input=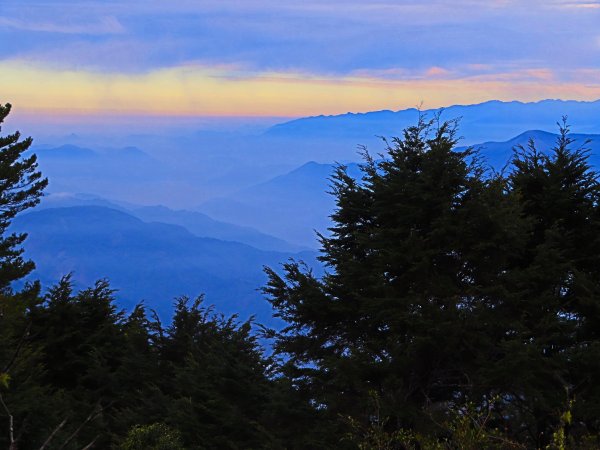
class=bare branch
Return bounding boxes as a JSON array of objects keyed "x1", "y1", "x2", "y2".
[
  {"x1": 0, "y1": 391, "x2": 15, "y2": 448},
  {"x1": 58, "y1": 401, "x2": 109, "y2": 450},
  {"x1": 80, "y1": 436, "x2": 99, "y2": 450},
  {"x1": 39, "y1": 418, "x2": 68, "y2": 450}
]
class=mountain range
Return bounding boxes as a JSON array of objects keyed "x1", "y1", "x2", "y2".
[
  {"x1": 12, "y1": 99, "x2": 600, "y2": 319},
  {"x1": 29, "y1": 99, "x2": 600, "y2": 210},
  {"x1": 39, "y1": 193, "x2": 305, "y2": 253},
  {"x1": 197, "y1": 129, "x2": 600, "y2": 247},
  {"x1": 11, "y1": 206, "x2": 319, "y2": 324},
  {"x1": 267, "y1": 99, "x2": 600, "y2": 145}
]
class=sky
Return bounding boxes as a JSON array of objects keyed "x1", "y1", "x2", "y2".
[{"x1": 1, "y1": 0, "x2": 600, "y2": 119}]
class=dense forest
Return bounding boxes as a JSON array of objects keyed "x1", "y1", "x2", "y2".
[{"x1": 1, "y1": 103, "x2": 599, "y2": 449}]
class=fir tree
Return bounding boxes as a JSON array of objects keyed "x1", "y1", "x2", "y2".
[
  {"x1": 263, "y1": 117, "x2": 600, "y2": 447},
  {"x1": 0, "y1": 103, "x2": 47, "y2": 289},
  {"x1": 264, "y1": 117, "x2": 515, "y2": 436}
]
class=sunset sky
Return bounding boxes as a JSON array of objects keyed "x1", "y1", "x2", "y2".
[{"x1": 1, "y1": 0, "x2": 600, "y2": 118}]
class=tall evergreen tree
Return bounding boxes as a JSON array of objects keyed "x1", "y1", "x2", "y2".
[
  {"x1": 498, "y1": 121, "x2": 600, "y2": 442},
  {"x1": 264, "y1": 118, "x2": 518, "y2": 438},
  {"x1": 0, "y1": 103, "x2": 47, "y2": 289},
  {"x1": 0, "y1": 103, "x2": 47, "y2": 449},
  {"x1": 157, "y1": 297, "x2": 276, "y2": 448},
  {"x1": 264, "y1": 118, "x2": 600, "y2": 447}
]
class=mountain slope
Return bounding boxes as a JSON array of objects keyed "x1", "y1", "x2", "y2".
[
  {"x1": 468, "y1": 130, "x2": 600, "y2": 169},
  {"x1": 39, "y1": 193, "x2": 304, "y2": 252},
  {"x1": 267, "y1": 99, "x2": 600, "y2": 145},
  {"x1": 200, "y1": 130, "x2": 600, "y2": 246},
  {"x1": 130, "y1": 206, "x2": 306, "y2": 252},
  {"x1": 199, "y1": 161, "x2": 363, "y2": 247},
  {"x1": 27, "y1": 144, "x2": 168, "y2": 197},
  {"x1": 11, "y1": 206, "x2": 318, "y2": 323}
]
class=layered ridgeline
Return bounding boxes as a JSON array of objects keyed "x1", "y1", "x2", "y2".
[
  {"x1": 37, "y1": 193, "x2": 306, "y2": 253},
  {"x1": 2, "y1": 101, "x2": 600, "y2": 448},
  {"x1": 267, "y1": 99, "x2": 600, "y2": 144},
  {"x1": 198, "y1": 129, "x2": 600, "y2": 247},
  {"x1": 27, "y1": 100, "x2": 600, "y2": 211},
  {"x1": 17, "y1": 125, "x2": 600, "y2": 325},
  {"x1": 10, "y1": 205, "x2": 318, "y2": 323}
]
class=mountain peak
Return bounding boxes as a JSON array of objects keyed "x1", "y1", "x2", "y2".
[{"x1": 266, "y1": 98, "x2": 600, "y2": 144}]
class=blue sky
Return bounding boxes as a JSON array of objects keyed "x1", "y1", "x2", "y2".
[{"x1": 1, "y1": 0, "x2": 599, "y2": 117}]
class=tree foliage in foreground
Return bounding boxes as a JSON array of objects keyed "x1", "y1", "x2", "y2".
[
  {"x1": 264, "y1": 117, "x2": 600, "y2": 448},
  {"x1": 0, "y1": 106, "x2": 317, "y2": 449},
  {"x1": 1, "y1": 103, "x2": 600, "y2": 448},
  {"x1": 0, "y1": 103, "x2": 47, "y2": 290},
  {"x1": 0, "y1": 279, "x2": 320, "y2": 449}
]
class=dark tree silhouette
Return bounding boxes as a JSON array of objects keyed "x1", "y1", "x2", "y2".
[
  {"x1": 264, "y1": 118, "x2": 600, "y2": 447},
  {"x1": 0, "y1": 103, "x2": 47, "y2": 289}
]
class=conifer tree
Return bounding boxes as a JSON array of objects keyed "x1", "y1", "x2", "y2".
[
  {"x1": 264, "y1": 117, "x2": 518, "y2": 437},
  {"x1": 0, "y1": 103, "x2": 47, "y2": 289},
  {"x1": 158, "y1": 297, "x2": 276, "y2": 448},
  {"x1": 499, "y1": 121, "x2": 600, "y2": 442},
  {"x1": 0, "y1": 103, "x2": 47, "y2": 449},
  {"x1": 264, "y1": 118, "x2": 600, "y2": 446}
]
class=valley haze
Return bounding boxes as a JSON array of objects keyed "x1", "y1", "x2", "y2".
[{"x1": 6, "y1": 98, "x2": 600, "y2": 323}]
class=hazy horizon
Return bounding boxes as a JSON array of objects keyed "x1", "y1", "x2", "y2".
[{"x1": 2, "y1": 0, "x2": 600, "y2": 322}]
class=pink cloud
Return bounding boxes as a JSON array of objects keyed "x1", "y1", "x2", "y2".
[{"x1": 425, "y1": 67, "x2": 452, "y2": 78}]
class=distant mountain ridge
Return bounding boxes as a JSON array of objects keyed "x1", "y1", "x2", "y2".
[
  {"x1": 199, "y1": 161, "x2": 363, "y2": 247},
  {"x1": 10, "y1": 206, "x2": 319, "y2": 323},
  {"x1": 39, "y1": 193, "x2": 305, "y2": 252},
  {"x1": 199, "y1": 129, "x2": 600, "y2": 247},
  {"x1": 465, "y1": 130, "x2": 600, "y2": 169},
  {"x1": 31, "y1": 144, "x2": 99, "y2": 159},
  {"x1": 26, "y1": 143, "x2": 169, "y2": 198},
  {"x1": 267, "y1": 99, "x2": 600, "y2": 145},
  {"x1": 12, "y1": 127, "x2": 599, "y2": 321}
]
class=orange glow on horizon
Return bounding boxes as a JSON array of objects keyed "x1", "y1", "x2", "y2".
[{"x1": 2, "y1": 61, "x2": 600, "y2": 118}]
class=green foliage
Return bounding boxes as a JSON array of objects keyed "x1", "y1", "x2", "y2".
[
  {"x1": 264, "y1": 116, "x2": 600, "y2": 448},
  {"x1": 2, "y1": 110, "x2": 600, "y2": 449},
  {"x1": 0, "y1": 373, "x2": 10, "y2": 389},
  {"x1": 121, "y1": 423, "x2": 184, "y2": 450},
  {"x1": 345, "y1": 392, "x2": 522, "y2": 450},
  {"x1": 0, "y1": 279, "x2": 317, "y2": 449},
  {"x1": 0, "y1": 103, "x2": 47, "y2": 289},
  {"x1": 154, "y1": 296, "x2": 280, "y2": 448}
]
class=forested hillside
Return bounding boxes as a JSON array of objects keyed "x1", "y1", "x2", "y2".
[{"x1": 1, "y1": 103, "x2": 600, "y2": 449}]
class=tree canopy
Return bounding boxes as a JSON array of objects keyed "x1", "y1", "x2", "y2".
[
  {"x1": 1, "y1": 108, "x2": 600, "y2": 449},
  {"x1": 0, "y1": 104, "x2": 47, "y2": 289},
  {"x1": 264, "y1": 117, "x2": 600, "y2": 448}
]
